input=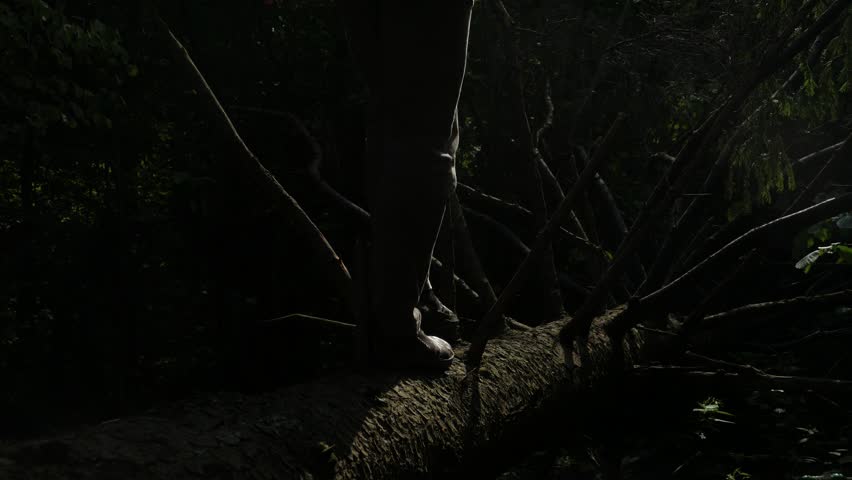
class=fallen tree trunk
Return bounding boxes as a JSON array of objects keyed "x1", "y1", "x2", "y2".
[{"x1": 0, "y1": 310, "x2": 649, "y2": 479}]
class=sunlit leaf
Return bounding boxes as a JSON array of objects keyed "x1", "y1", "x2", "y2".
[{"x1": 795, "y1": 249, "x2": 823, "y2": 271}]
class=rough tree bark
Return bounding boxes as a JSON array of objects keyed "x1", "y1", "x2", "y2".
[{"x1": 0, "y1": 310, "x2": 650, "y2": 480}]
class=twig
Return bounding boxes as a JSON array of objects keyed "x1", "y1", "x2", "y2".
[
  {"x1": 636, "y1": 325, "x2": 679, "y2": 338},
  {"x1": 490, "y1": 0, "x2": 565, "y2": 319},
  {"x1": 537, "y1": 156, "x2": 590, "y2": 240},
  {"x1": 564, "y1": 0, "x2": 633, "y2": 141},
  {"x1": 586, "y1": 161, "x2": 644, "y2": 287},
  {"x1": 462, "y1": 206, "x2": 531, "y2": 255},
  {"x1": 686, "y1": 351, "x2": 852, "y2": 391},
  {"x1": 775, "y1": 0, "x2": 851, "y2": 65},
  {"x1": 448, "y1": 191, "x2": 502, "y2": 318},
  {"x1": 637, "y1": 7, "x2": 850, "y2": 296},
  {"x1": 429, "y1": 256, "x2": 480, "y2": 306},
  {"x1": 681, "y1": 249, "x2": 758, "y2": 333},
  {"x1": 785, "y1": 131, "x2": 852, "y2": 214},
  {"x1": 153, "y1": 16, "x2": 354, "y2": 312},
  {"x1": 637, "y1": 195, "x2": 852, "y2": 318},
  {"x1": 467, "y1": 115, "x2": 625, "y2": 368},
  {"x1": 457, "y1": 183, "x2": 607, "y2": 258},
  {"x1": 534, "y1": 76, "x2": 554, "y2": 150},
  {"x1": 793, "y1": 141, "x2": 845, "y2": 169},
  {"x1": 631, "y1": 364, "x2": 852, "y2": 392},
  {"x1": 765, "y1": 327, "x2": 852, "y2": 350},
  {"x1": 695, "y1": 289, "x2": 852, "y2": 331},
  {"x1": 227, "y1": 105, "x2": 372, "y2": 224},
  {"x1": 589, "y1": 0, "x2": 851, "y2": 317},
  {"x1": 262, "y1": 313, "x2": 356, "y2": 330},
  {"x1": 534, "y1": 76, "x2": 589, "y2": 241}
]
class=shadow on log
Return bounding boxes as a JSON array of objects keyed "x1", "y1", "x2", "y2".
[{"x1": 0, "y1": 309, "x2": 651, "y2": 479}]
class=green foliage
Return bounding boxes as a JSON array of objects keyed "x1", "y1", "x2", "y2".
[
  {"x1": 797, "y1": 211, "x2": 852, "y2": 243},
  {"x1": 726, "y1": 133, "x2": 796, "y2": 220},
  {"x1": 693, "y1": 397, "x2": 736, "y2": 423},
  {"x1": 795, "y1": 242, "x2": 852, "y2": 273},
  {"x1": 0, "y1": 0, "x2": 132, "y2": 224},
  {"x1": 0, "y1": 0, "x2": 130, "y2": 138},
  {"x1": 725, "y1": 468, "x2": 752, "y2": 480},
  {"x1": 724, "y1": 6, "x2": 851, "y2": 219}
]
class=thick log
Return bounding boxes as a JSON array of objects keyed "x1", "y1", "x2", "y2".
[{"x1": 0, "y1": 311, "x2": 647, "y2": 480}]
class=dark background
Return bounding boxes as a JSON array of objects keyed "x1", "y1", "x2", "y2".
[{"x1": 1, "y1": 1, "x2": 851, "y2": 477}]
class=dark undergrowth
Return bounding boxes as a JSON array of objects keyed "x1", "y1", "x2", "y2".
[{"x1": 496, "y1": 309, "x2": 852, "y2": 480}]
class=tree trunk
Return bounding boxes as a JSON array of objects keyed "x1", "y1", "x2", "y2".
[{"x1": 0, "y1": 310, "x2": 651, "y2": 480}]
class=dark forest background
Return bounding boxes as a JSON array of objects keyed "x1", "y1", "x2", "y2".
[{"x1": 1, "y1": 1, "x2": 851, "y2": 477}]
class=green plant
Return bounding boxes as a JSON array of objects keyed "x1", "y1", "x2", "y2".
[
  {"x1": 795, "y1": 242, "x2": 852, "y2": 273},
  {"x1": 725, "y1": 467, "x2": 752, "y2": 480}
]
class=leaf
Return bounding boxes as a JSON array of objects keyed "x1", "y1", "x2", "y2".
[
  {"x1": 795, "y1": 249, "x2": 823, "y2": 271},
  {"x1": 127, "y1": 64, "x2": 139, "y2": 77}
]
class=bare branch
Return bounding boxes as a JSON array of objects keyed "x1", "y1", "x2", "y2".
[
  {"x1": 468, "y1": 115, "x2": 625, "y2": 367},
  {"x1": 490, "y1": 0, "x2": 564, "y2": 318},
  {"x1": 793, "y1": 141, "x2": 845, "y2": 169},
  {"x1": 457, "y1": 183, "x2": 610, "y2": 260},
  {"x1": 573, "y1": 1, "x2": 852, "y2": 329},
  {"x1": 695, "y1": 289, "x2": 852, "y2": 332},
  {"x1": 154, "y1": 17, "x2": 354, "y2": 312},
  {"x1": 646, "y1": 195, "x2": 852, "y2": 310},
  {"x1": 681, "y1": 249, "x2": 758, "y2": 333},
  {"x1": 632, "y1": 364, "x2": 852, "y2": 392},
  {"x1": 785, "y1": 131, "x2": 852, "y2": 214}
]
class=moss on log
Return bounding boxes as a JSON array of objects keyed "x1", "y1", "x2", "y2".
[{"x1": 0, "y1": 310, "x2": 646, "y2": 479}]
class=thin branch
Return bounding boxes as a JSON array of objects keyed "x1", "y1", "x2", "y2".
[
  {"x1": 681, "y1": 249, "x2": 758, "y2": 333},
  {"x1": 611, "y1": 195, "x2": 852, "y2": 336},
  {"x1": 468, "y1": 115, "x2": 625, "y2": 368},
  {"x1": 695, "y1": 289, "x2": 852, "y2": 331},
  {"x1": 793, "y1": 141, "x2": 845, "y2": 169},
  {"x1": 775, "y1": 0, "x2": 851, "y2": 64},
  {"x1": 637, "y1": 7, "x2": 850, "y2": 295},
  {"x1": 564, "y1": 0, "x2": 633, "y2": 141},
  {"x1": 448, "y1": 191, "x2": 500, "y2": 312},
  {"x1": 227, "y1": 105, "x2": 372, "y2": 224},
  {"x1": 154, "y1": 17, "x2": 354, "y2": 312},
  {"x1": 534, "y1": 76, "x2": 554, "y2": 150},
  {"x1": 673, "y1": 15, "x2": 847, "y2": 273},
  {"x1": 775, "y1": 0, "x2": 821, "y2": 50},
  {"x1": 686, "y1": 351, "x2": 852, "y2": 391},
  {"x1": 765, "y1": 327, "x2": 852, "y2": 350},
  {"x1": 647, "y1": 195, "x2": 852, "y2": 310},
  {"x1": 534, "y1": 76, "x2": 590, "y2": 240},
  {"x1": 216, "y1": 121, "x2": 483, "y2": 309},
  {"x1": 587, "y1": 165, "x2": 645, "y2": 287},
  {"x1": 262, "y1": 313, "x2": 356, "y2": 330},
  {"x1": 537, "y1": 156, "x2": 590, "y2": 239},
  {"x1": 463, "y1": 206, "x2": 531, "y2": 255},
  {"x1": 463, "y1": 206, "x2": 591, "y2": 304},
  {"x1": 457, "y1": 182, "x2": 528, "y2": 218},
  {"x1": 429, "y1": 256, "x2": 481, "y2": 308},
  {"x1": 574, "y1": 2, "x2": 852, "y2": 334},
  {"x1": 631, "y1": 364, "x2": 852, "y2": 392},
  {"x1": 457, "y1": 183, "x2": 610, "y2": 260},
  {"x1": 785, "y1": 131, "x2": 852, "y2": 214},
  {"x1": 490, "y1": 0, "x2": 564, "y2": 319}
]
